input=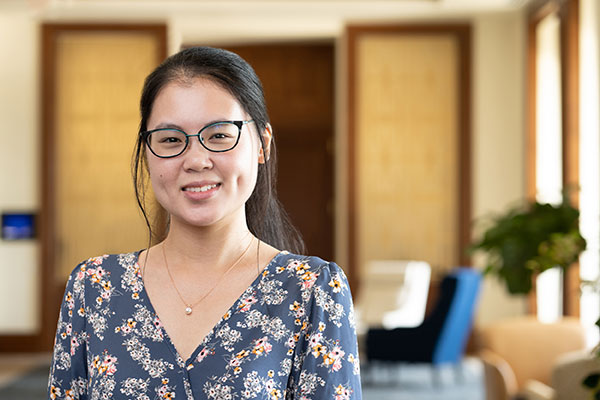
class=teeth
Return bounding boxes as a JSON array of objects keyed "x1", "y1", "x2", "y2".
[{"x1": 184, "y1": 184, "x2": 218, "y2": 193}]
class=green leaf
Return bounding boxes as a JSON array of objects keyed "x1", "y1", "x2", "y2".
[{"x1": 469, "y1": 197, "x2": 585, "y2": 295}]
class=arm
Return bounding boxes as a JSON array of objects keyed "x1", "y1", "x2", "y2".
[
  {"x1": 48, "y1": 262, "x2": 89, "y2": 400},
  {"x1": 291, "y1": 262, "x2": 362, "y2": 399}
]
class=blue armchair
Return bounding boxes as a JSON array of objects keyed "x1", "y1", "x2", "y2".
[{"x1": 365, "y1": 268, "x2": 482, "y2": 380}]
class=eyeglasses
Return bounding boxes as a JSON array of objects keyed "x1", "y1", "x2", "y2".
[{"x1": 143, "y1": 120, "x2": 254, "y2": 158}]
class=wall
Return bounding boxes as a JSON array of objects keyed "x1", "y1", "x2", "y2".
[
  {"x1": 0, "y1": 3, "x2": 527, "y2": 334},
  {"x1": 0, "y1": 11, "x2": 40, "y2": 333},
  {"x1": 471, "y1": 13, "x2": 528, "y2": 324}
]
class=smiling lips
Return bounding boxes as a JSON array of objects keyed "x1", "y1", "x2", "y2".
[
  {"x1": 182, "y1": 183, "x2": 219, "y2": 193},
  {"x1": 181, "y1": 183, "x2": 221, "y2": 199}
]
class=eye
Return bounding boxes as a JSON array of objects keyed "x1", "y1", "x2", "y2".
[
  {"x1": 149, "y1": 130, "x2": 186, "y2": 148},
  {"x1": 160, "y1": 135, "x2": 183, "y2": 143},
  {"x1": 208, "y1": 132, "x2": 234, "y2": 141},
  {"x1": 202, "y1": 123, "x2": 238, "y2": 142}
]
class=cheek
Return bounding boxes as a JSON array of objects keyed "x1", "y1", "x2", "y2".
[
  {"x1": 146, "y1": 159, "x2": 172, "y2": 193},
  {"x1": 229, "y1": 154, "x2": 259, "y2": 194},
  {"x1": 230, "y1": 138, "x2": 260, "y2": 178}
]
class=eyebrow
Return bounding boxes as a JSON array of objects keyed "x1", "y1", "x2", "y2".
[
  {"x1": 151, "y1": 119, "x2": 242, "y2": 131},
  {"x1": 153, "y1": 123, "x2": 185, "y2": 130}
]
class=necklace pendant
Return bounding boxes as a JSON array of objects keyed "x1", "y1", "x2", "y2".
[{"x1": 185, "y1": 306, "x2": 193, "y2": 315}]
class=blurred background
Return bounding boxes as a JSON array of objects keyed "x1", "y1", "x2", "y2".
[{"x1": 0, "y1": 0, "x2": 599, "y2": 398}]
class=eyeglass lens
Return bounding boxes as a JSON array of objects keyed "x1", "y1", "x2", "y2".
[{"x1": 147, "y1": 122, "x2": 240, "y2": 157}]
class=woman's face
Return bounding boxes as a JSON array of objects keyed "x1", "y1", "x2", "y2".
[{"x1": 145, "y1": 77, "x2": 265, "y2": 230}]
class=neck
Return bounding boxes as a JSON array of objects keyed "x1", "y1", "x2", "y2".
[{"x1": 161, "y1": 214, "x2": 254, "y2": 274}]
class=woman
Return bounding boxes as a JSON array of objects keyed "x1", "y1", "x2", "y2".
[{"x1": 48, "y1": 47, "x2": 362, "y2": 400}]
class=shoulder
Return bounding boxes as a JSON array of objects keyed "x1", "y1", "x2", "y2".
[
  {"x1": 63, "y1": 252, "x2": 143, "y2": 307},
  {"x1": 271, "y1": 252, "x2": 344, "y2": 274},
  {"x1": 65, "y1": 251, "x2": 141, "y2": 283},
  {"x1": 269, "y1": 251, "x2": 351, "y2": 294}
]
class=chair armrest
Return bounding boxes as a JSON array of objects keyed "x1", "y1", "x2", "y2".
[
  {"x1": 478, "y1": 349, "x2": 519, "y2": 400},
  {"x1": 522, "y1": 379, "x2": 556, "y2": 400}
]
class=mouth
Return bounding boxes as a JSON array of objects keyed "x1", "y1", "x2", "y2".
[{"x1": 182, "y1": 183, "x2": 220, "y2": 193}]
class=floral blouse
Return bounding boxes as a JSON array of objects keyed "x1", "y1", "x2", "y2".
[{"x1": 48, "y1": 251, "x2": 362, "y2": 400}]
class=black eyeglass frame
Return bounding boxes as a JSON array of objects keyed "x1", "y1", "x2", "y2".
[{"x1": 142, "y1": 120, "x2": 254, "y2": 158}]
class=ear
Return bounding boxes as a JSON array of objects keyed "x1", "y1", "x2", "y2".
[{"x1": 258, "y1": 123, "x2": 273, "y2": 164}]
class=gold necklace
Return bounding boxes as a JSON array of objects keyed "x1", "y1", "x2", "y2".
[{"x1": 162, "y1": 236, "x2": 255, "y2": 316}]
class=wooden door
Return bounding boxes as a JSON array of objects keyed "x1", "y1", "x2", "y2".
[
  {"x1": 224, "y1": 43, "x2": 335, "y2": 261},
  {"x1": 347, "y1": 25, "x2": 472, "y2": 293}
]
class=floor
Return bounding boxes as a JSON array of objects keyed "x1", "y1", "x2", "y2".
[
  {"x1": 362, "y1": 358, "x2": 485, "y2": 399},
  {"x1": 0, "y1": 353, "x2": 51, "y2": 388},
  {"x1": 0, "y1": 354, "x2": 485, "y2": 399}
]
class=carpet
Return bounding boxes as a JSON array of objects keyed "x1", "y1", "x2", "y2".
[{"x1": 0, "y1": 365, "x2": 49, "y2": 400}]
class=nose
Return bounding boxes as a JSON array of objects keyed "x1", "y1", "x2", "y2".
[{"x1": 182, "y1": 135, "x2": 213, "y2": 171}]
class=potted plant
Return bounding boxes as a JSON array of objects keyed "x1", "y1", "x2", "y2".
[{"x1": 470, "y1": 196, "x2": 586, "y2": 295}]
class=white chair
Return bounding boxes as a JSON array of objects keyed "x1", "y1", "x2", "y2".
[
  {"x1": 356, "y1": 260, "x2": 431, "y2": 332},
  {"x1": 381, "y1": 260, "x2": 431, "y2": 328}
]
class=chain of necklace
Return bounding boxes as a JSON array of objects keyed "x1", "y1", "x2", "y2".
[{"x1": 162, "y1": 236, "x2": 256, "y2": 316}]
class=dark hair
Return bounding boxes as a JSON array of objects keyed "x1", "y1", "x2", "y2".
[{"x1": 132, "y1": 46, "x2": 305, "y2": 254}]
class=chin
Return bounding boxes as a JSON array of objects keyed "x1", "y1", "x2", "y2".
[
  {"x1": 173, "y1": 209, "x2": 240, "y2": 229},
  {"x1": 179, "y1": 216, "x2": 223, "y2": 229}
]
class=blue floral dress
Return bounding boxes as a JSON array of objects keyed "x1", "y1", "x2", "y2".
[{"x1": 48, "y1": 251, "x2": 362, "y2": 399}]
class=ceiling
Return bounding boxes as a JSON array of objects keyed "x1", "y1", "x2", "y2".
[
  {"x1": 3, "y1": 0, "x2": 533, "y2": 14},
  {"x1": 1, "y1": 0, "x2": 534, "y2": 43}
]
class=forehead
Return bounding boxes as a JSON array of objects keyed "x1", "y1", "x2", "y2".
[{"x1": 149, "y1": 77, "x2": 246, "y2": 125}]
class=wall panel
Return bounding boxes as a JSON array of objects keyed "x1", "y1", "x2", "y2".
[
  {"x1": 347, "y1": 25, "x2": 471, "y2": 293},
  {"x1": 54, "y1": 32, "x2": 159, "y2": 278},
  {"x1": 357, "y1": 34, "x2": 459, "y2": 271}
]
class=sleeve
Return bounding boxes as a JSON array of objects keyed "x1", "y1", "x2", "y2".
[
  {"x1": 47, "y1": 262, "x2": 89, "y2": 400},
  {"x1": 291, "y1": 261, "x2": 362, "y2": 400}
]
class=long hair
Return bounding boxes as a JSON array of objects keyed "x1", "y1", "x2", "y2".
[{"x1": 132, "y1": 46, "x2": 305, "y2": 254}]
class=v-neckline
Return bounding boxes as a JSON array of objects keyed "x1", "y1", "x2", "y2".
[{"x1": 133, "y1": 249, "x2": 286, "y2": 366}]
